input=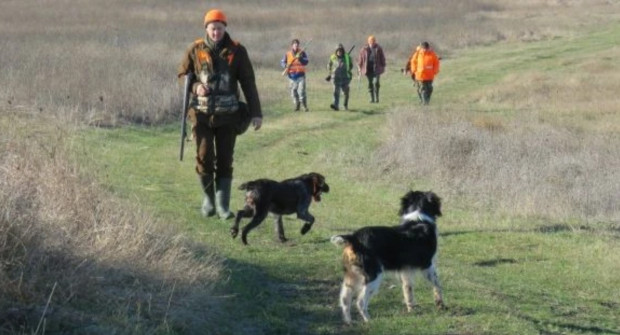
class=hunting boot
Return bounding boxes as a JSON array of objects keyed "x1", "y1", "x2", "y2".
[
  {"x1": 420, "y1": 85, "x2": 427, "y2": 105},
  {"x1": 200, "y1": 174, "x2": 216, "y2": 217},
  {"x1": 302, "y1": 100, "x2": 309, "y2": 112},
  {"x1": 369, "y1": 90, "x2": 375, "y2": 103},
  {"x1": 344, "y1": 94, "x2": 349, "y2": 110},
  {"x1": 294, "y1": 100, "x2": 301, "y2": 111},
  {"x1": 375, "y1": 86, "x2": 380, "y2": 103},
  {"x1": 331, "y1": 92, "x2": 339, "y2": 110},
  {"x1": 215, "y1": 177, "x2": 234, "y2": 220}
]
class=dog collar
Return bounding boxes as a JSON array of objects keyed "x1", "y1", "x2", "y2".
[{"x1": 402, "y1": 210, "x2": 435, "y2": 224}]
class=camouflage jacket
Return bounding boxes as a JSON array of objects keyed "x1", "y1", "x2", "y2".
[{"x1": 177, "y1": 33, "x2": 261, "y2": 126}]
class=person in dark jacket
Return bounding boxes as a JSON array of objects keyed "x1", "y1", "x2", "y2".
[
  {"x1": 357, "y1": 35, "x2": 386, "y2": 103},
  {"x1": 177, "y1": 9, "x2": 262, "y2": 219}
]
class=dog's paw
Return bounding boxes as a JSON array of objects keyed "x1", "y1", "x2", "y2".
[
  {"x1": 300, "y1": 223, "x2": 313, "y2": 235},
  {"x1": 436, "y1": 301, "x2": 446, "y2": 310},
  {"x1": 230, "y1": 228, "x2": 239, "y2": 239},
  {"x1": 405, "y1": 304, "x2": 420, "y2": 313}
]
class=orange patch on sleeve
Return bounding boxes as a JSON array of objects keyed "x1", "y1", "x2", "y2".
[{"x1": 197, "y1": 50, "x2": 211, "y2": 64}]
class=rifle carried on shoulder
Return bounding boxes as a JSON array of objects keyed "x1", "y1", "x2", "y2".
[
  {"x1": 348, "y1": 45, "x2": 356, "y2": 82},
  {"x1": 325, "y1": 44, "x2": 356, "y2": 82},
  {"x1": 281, "y1": 39, "x2": 312, "y2": 76},
  {"x1": 179, "y1": 72, "x2": 195, "y2": 161}
]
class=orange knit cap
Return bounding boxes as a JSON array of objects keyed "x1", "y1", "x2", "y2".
[
  {"x1": 204, "y1": 9, "x2": 227, "y2": 27},
  {"x1": 368, "y1": 35, "x2": 376, "y2": 44}
]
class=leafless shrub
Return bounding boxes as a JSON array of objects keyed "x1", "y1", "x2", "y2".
[{"x1": 0, "y1": 112, "x2": 224, "y2": 333}]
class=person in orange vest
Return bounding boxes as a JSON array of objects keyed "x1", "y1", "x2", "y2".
[
  {"x1": 177, "y1": 9, "x2": 262, "y2": 219},
  {"x1": 281, "y1": 39, "x2": 309, "y2": 112},
  {"x1": 405, "y1": 41, "x2": 440, "y2": 105}
]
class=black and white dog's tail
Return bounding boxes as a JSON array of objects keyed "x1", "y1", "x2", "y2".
[{"x1": 330, "y1": 234, "x2": 354, "y2": 247}]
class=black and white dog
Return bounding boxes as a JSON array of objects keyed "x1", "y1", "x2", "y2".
[
  {"x1": 231, "y1": 172, "x2": 329, "y2": 245},
  {"x1": 331, "y1": 191, "x2": 444, "y2": 324}
]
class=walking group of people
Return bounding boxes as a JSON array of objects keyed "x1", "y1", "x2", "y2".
[
  {"x1": 177, "y1": 9, "x2": 440, "y2": 219},
  {"x1": 281, "y1": 35, "x2": 440, "y2": 111}
]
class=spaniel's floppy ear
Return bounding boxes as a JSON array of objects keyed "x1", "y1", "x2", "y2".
[
  {"x1": 310, "y1": 172, "x2": 328, "y2": 190},
  {"x1": 425, "y1": 191, "x2": 442, "y2": 217},
  {"x1": 310, "y1": 172, "x2": 324, "y2": 183},
  {"x1": 399, "y1": 192, "x2": 413, "y2": 216},
  {"x1": 399, "y1": 196, "x2": 408, "y2": 216}
]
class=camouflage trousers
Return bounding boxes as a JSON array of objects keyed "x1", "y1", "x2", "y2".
[{"x1": 288, "y1": 76, "x2": 307, "y2": 106}]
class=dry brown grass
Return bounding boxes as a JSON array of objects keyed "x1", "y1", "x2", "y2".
[
  {"x1": 374, "y1": 108, "x2": 620, "y2": 225},
  {"x1": 0, "y1": 111, "x2": 224, "y2": 333},
  {"x1": 470, "y1": 67, "x2": 620, "y2": 132}
]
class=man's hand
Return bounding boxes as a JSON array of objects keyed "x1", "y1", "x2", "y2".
[
  {"x1": 196, "y1": 84, "x2": 210, "y2": 96},
  {"x1": 252, "y1": 117, "x2": 262, "y2": 131}
]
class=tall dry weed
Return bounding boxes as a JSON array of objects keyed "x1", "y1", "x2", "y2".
[
  {"x1": 470, "y1": 67, "x2": 620, "y2": 132},
  {"x1": 374, "y1": 109, "x2": 620, "y2": 225},
  {"x1": 0, "y1": 111, "x2": 224, "y2": 333}
]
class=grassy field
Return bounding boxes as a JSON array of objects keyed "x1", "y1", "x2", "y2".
[
  {"x1": 72, "y1": 27, "x2": 620, "y2": 335},
  {"x1": 1, "y1": 1, "x2": 619, "y2": 334}
]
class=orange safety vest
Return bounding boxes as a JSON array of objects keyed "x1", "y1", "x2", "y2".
[
  {"x1": 193, "y1": 38, "x2": 239, "y2": 69},
  {"x1": 411, "y1": 49, "x2": 439, "y2": 81},
  {"x1": 286, "y1": 50, "x2": 306, "y2": 74}
]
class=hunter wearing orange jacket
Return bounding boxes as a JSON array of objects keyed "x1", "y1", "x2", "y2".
[{"x1": 405, "y1": 41, "x2": 440, "y2": 105}]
